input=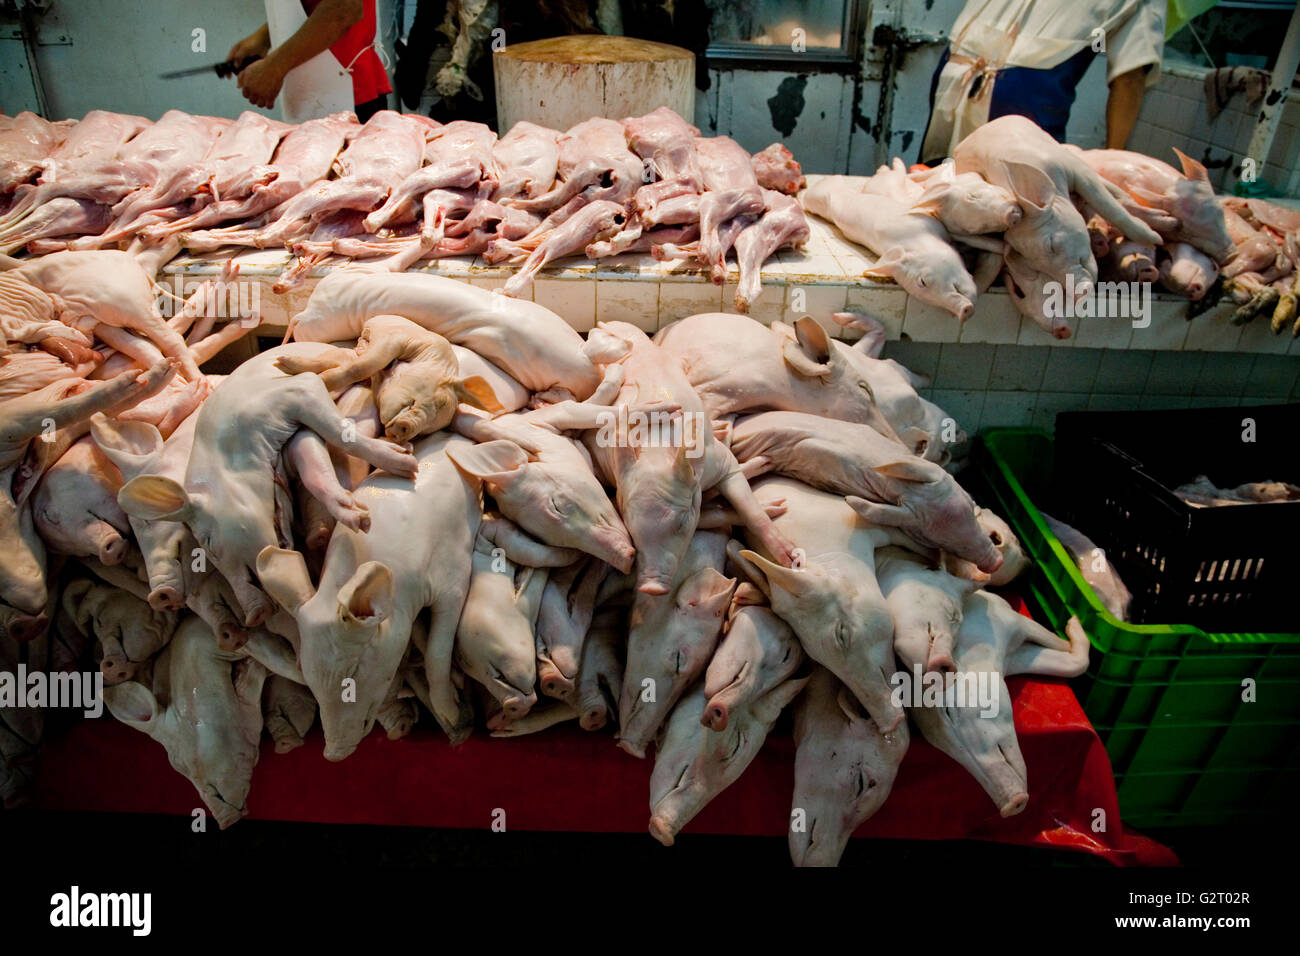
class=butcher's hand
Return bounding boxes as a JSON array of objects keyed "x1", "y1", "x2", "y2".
[
  {"x1": 227, "y1": 24, "x2": 272, "y2": 65},
  {"x1": 237, "y1": 56, "x2": 287, "y2": 110}
]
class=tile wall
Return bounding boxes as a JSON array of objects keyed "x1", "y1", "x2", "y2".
[
  {"x1": 1127, "y1": 65, "x2": 1300, "y2": 196},
  {"x1": 881, "y1": 340, "x2": 1300, "y2": 435}
]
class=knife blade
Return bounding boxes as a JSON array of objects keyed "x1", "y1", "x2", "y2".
[{"x1": 159, "y1": 56, "x2": 260, "y2": 80}]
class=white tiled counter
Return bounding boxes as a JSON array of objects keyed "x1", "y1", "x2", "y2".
[
  {"x1": 166, "y1": 176, "x2": 1300, "y2": 428},
  {"x1": 164, "y1": 204, "x2": 1300, "y2": 360}
]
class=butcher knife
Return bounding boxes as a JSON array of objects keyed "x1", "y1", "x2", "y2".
[{"x1": 159, "y1": 56, "x2": 261, "y2": 80}]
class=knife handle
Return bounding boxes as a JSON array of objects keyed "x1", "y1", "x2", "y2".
[{"x1": 216, "y1": 56, "x2": 261, "y2": 78}]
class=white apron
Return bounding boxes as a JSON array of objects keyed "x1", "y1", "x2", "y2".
[
  {"x1": 265, "y1": 0, "x2": 354, "y2": 123},
  {"x1": 920, "y1": 0, "x2": 1032, "y2": 162}
]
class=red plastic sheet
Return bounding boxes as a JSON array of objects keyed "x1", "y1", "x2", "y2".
[{"x1": 31, "y1": 676, "x2": 1175, "y2": 865}]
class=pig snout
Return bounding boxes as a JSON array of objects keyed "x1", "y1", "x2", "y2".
[
  {"x1": 1002, "y1": 203, "x2": 1023, "y2": 228},
  {"x1": 703, "y1": 697, "x2": 730, "y2": 731},
  {"x1": 501, "y1": 692, "x2": 537, "y2": 719},
  {"x1": 648, "y1": 813, "x2": 678, "y2": 846},
  {"x1": 7, "y1": 612, "x2": 49, "y2": 642},
  {"x1": 94, "y1": 527, "x2": 129, "y2": 566},
  {"x1": 789, "y1": 816, "x2": 850, "y2": 868},
  {"x1": 205, "y1": 791, "x2": 248, "y2": 830},
  {"x1": 100, "y1": 655, "x2": 135, "y2": 685},
  {"x1": 216, "y1": 623, "x2": 249, "y2": 652},
  {"x1": 593, "y1": 529, "x2": 636, "y2": 575},
  {"x1": 579, "y1": 701, "x2": 609, "y2": 731},
  {"x1": 148, "y1": 585, "x2": 185, "y2": 612},
  {"x1": 323, "y1": 741, "x2": 358, "y2": 762},
  {"x1": 538, "y1": 661, "x2": 575, "y2": 701}
]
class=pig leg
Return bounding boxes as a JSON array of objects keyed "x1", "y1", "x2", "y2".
[
  {"x1": 576, "y1": 622, "x2": 622, "y2": 731},
  {"x1": 95, "y1": 626, "x2": 135, "y2": 685},
  {"x1": 286, "y1": 383, "x2": 419, "y2": 479},
  {"x1": 285, "y1": 430, "x2": 370, "y2": 535},
  {"x1": 376, "y1": 685, "x2": 418, "y2": 740},
  {"x1": 275, "y1": 340, "x2": 404, "y2": 394},
  {"x1": 5, "y1": 360, "x2": 176, "y2": 441},
  {"x1": 697, "y1": 496, "x2": 786, "y2": 529},
  {"x1": 713, "y1": 467, "x2": 797, "y2": 568},
  {"x1": 489, "y1": 699, "x2": 579, "y2": 736},
  {"x1": 0, "y1": 495, "x2": 47, "y2": 616},
  {"x1": 423, "y1": 598, "x2": 475, "y2": 745},
  {"x1": 1006, "y1": 616, "x2": 1090, "y2": 677},
  {"x1": 479, "y1": 513, "x2": 580, "y2": 567},
  {"x1": 262, "y1": 675, "x2": 317, "y2": 753}
]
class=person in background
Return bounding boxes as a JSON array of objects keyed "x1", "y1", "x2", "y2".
[
  {"x1": 920, "y1": 0, "x2": 1165, "y2": 165},
  {"x1": 228, "y1": 0, "x2": 393, "y2": 121}
]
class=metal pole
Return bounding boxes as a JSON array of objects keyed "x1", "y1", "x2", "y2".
[{"x1": 1234, "y1": 0, "x2": 1300, "y2": 193}]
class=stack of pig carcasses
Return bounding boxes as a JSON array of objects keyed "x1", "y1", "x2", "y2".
[
  {"x1": 799, "y1": 114, "x2": 1292, "y2": 339},
  {"x1": 1, "y1": 235, "x2": 1097, "y2": 863},
  {"x1": 0, "y1": 107, "x2": 808, "y2": 311}
]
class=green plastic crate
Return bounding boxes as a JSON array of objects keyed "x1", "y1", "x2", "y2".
[{"x1": 971, "y1": 428, "x2": 1300, "y2": 828}]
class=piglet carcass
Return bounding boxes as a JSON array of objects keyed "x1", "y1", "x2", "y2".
[
  {"x1": 801, "y1": 173, "x2": 978, "y2": 321},
  {"x1": 648, "y1": 675, "x2": 807, "y2": 845},
  {"x1": 104, "y1": 616, "x2": 268, "y2": 828},
  {"x1": 789, "y1": 666, "x2": 908, "y2": 867},
  {"x1": 117, "y1": 344, "x2": 417, "y2": 629},
  {"x1": 909, "y1": 591, "x2": 1090, "y2": 817},
  {"x1": 702, "y1": 584, "x2": 805, "y2": 731}
]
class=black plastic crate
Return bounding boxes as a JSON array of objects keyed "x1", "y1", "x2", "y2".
[{"x1": 1053, "y1": 403, "x2": 1299, "y2": 633}]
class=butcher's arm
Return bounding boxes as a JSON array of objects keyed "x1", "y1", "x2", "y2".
[
  {"x1": 266, "y1": 0, "x2": 363, "y2": 72},
  {"x1": 1106, "y1": 68, "x2": 1147, "y2": 149},
  {"x1": 236, "y1": 0, "x2": 364, "y2": 108}
]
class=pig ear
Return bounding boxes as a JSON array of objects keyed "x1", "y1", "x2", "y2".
[
  {"x1": 583, "y1": 325, "x2": 633, "y2": 364},
  {"x1": 884, "y1": 358, "x2": 929, "y2": 388},
  {"x1": 782, "y1": 316, "x2": 833, "y2": 378},
  {"x1": 337, "y1": 561, "x2": 394, "y2": 628},
  {"x1": 104, "y1": 681, "x2": 161, "y2": 735},
  {"x1": 671, "y1": 442, "x2": 695, "y2": 483},
  {"x1": 845, "y1": 496, "x2": 911, "y2": 527},
  {"x1": 727, "y1": 541, "x2": 771, "y2": 599},
  {"x1": 753, "y1": 674, "x2": 810, "y2": 722},
  {"x1": 256, "y1": 546, "x2": 317, "y2": 613},
  {"x1": 737, "y1": 549, "x2": 810, "y2": 596},
  {"x1": 454, "y1": 376, "x2": 504, "y2": 414},
  {"x1": 90, "y1": 414, "x2": 163, "y2": 474},
  {"x1": 831, "y1": 310, "x2": 887, "y2": 357},
  {"x1": 999, "y1": 161, "x2": 1054, "y2": 212},
  {"x1": 900, "y1": 427, "x2": 931, "y2": 459},
  {"x1": 1171, "y1": 147, "x2": 1211, "y2": 184},
  {"x1": 940, "y1": 551, "x2": 991, "y2": 583},
  {"x1": 835, "y1": 685, "x2": 869, "y2": 725},
  {"x1": 912, "y1": 181, "x2": 947, "y2": 216},
  {"x1": 446, "y1": 439, "x2": 529, "y2": 484},
  {"x1": 675, "y1": 567, "x2": 736, "y2": 617},
  {"x1": 872, "y1": 460, "x2": 935, "y2": 483},
  {"x1": 117, "y1": 475, "x2": 193, "y2": 522},
  {"x1": 864, "y1": 247, "x2": 904, "y2": 279}
]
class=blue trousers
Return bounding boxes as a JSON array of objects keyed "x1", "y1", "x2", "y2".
[{"x1": 920, "y1": 44, "x2": 1097, "y2": 164}]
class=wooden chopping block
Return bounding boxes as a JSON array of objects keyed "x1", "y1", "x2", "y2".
[{"x1": 494, "y1": 35, "x2": 694, "y2": 132}]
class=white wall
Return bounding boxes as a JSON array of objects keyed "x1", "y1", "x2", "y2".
[{"x1": 0, "y1": 0, "x2": 399, "y2": 121}]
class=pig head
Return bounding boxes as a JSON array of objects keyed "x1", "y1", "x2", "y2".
[
  {"x1": 447, "y1": 434, "x2": 635, "y2": 573},
  {"x1": 455, "y1": 543, "x2": 544, "y2": 720},
  {"x1": 731, "y1": 540, "x2": 901, "y2": 735},
  {"x1": 649, "y1": 675, "x2": 807, "y2": 846},
  {"x1": 789, "y1": 666, "x2": 908, "y2": 867},
  {"x1": 104, "y1": 616, "x2": 267, "y2": 829},
  {"x1": 702, "y1": 591, "x2": 804, "y2": 731},
  {"x1": 256, "y1": 536, "x2": 401, "y2": 762},
  {"x1": 618, "y1": 529, "x2": 736, "y2": 757}
]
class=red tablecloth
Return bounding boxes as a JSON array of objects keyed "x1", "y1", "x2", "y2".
[{"x1": 31, "y1": 676, "x2": 1174, "y2": 865}]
